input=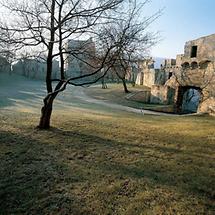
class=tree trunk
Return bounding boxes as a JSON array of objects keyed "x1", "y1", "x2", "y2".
[
  {"x1": 38, "y1": 97, "x2": 54, "y2": 129},
  {"x1": 38, "y1": 0, "x2": 56, "y2": 129},
  {"x1": 101, "y1": 77, "x2": 107, "y2": 89},
  {"x1": 122, "y1": 79, "x2": 130, "y2": 93}
]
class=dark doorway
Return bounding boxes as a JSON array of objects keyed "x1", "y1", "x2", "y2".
[
  {"x1": 175, "y1": 86, "x2": 201, "y2": 113},
  {"x1": 168, "y1": 72, "x2": 173, "y2": 79},
  {"x1": 182, "y1": 89, "x2": 201, "y2": 113}
]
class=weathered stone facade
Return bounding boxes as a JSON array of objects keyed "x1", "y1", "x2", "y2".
[
  {"x1": 126, "y1": 90, "x2": 151, "y2": 103},
  {"x1": 133, "y1": 34, "x2": 215, "y2": 115},
  {"x1": 12, "y1": 59, "x2": 59, "y2": 80},
  {"x1": 150, "y1": 85, "x2": 175, "y2": 105},
  {"x1": 165, "y1": 34, "x2": 215, "y2": 114},
  {"x1": 135, "y1": 58, "x2": 167, "y2": 87},
  {"x1": 64, "y1": 38, "x2": 96, "y2": 81}
]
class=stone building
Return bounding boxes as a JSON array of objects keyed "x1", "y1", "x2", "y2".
[
  {"x1": 150, "y1": 58, "x2": 177, "y2": 105},
  {"x1": 135, "y1": 58, "x2": 167, "y2": 87},
  {"x1": 165, "y1": 34, "x2": 215, "y2": 114},
  {"x1": 133, "y1": 34, "x2": 215, "y2": 115},
  {"x1": 64, "y1": 38, "x2": 96, "y2": 81},
  {"x1": 12, "y1": 58, "x2": 59, "y2": 80},
  {"x1": 125, "y1": 62, "x2": 139, "y2": 83},
  {"x1": 105, "y1": 61, "x2": 139, "y2": 83}
]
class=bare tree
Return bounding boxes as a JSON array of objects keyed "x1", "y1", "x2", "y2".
[
  {"x1": 98, "y1": 0, "x2": 160, "y2": 93},
  {"x1": 0, "y1": 0, "x2": 129, "y2": 128},
  {"x1": 0, "y1": 0, "x2": 160, "y2": 128}
]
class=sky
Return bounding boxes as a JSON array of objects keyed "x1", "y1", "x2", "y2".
[
  {"x1": 0, "y1": 0, "x2": 214, "y2": 60},
  {"x1": 143, "y1": 0, "x2": 215, "y2": 58}
]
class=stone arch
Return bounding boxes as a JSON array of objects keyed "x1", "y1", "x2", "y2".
[
  {"x1": 191, "y1": 61, "x2": 198, "y2": 69},
  {"x1": 181, "y1": 62, "x2": 190, "y2": 69},
  {"x1": 199, "y1": 60, "x2": 211, "y2": 70},
  {"x1": 175, "y1": 86, "x2": 202, "y2": 113}
]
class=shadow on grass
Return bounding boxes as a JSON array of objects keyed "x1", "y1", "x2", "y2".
[
  {"x1": 50, "y1": 128, "x2": 215, "y2": 202},
  {"x1": 0, "y1": 130, "x2": 96, "y2": 215},
  {"x1": 0, "y1": 127, "x2": 215, "y2": 214}
]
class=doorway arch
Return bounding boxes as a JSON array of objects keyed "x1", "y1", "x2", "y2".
[{"x1": 175, "y1": 86, "x2": 202, "y2": 113}]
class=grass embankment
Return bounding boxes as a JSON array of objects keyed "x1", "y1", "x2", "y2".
[
  {"x1": 85, "y1": 83, "x2": 174, "y2": 112},
  {"x1": 0, "y1": 109, "x2": 214, "y2": 214}
]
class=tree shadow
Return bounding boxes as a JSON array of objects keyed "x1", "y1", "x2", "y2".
[
  {"x1": 0, "y1": 129, "x2": 96, "y2": 215},
  {"x1": 0, "y1": 126, "x2": 214, "y2": 214},
  {"x1": 50, "y1": 128, "x2": 215, "y2": 203}
]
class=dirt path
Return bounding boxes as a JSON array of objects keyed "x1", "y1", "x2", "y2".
[{"x1": 73, "y1": 87, "x2": 179, "y2": 116}]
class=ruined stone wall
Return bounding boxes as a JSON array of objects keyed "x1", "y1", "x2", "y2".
[
  {"x1": 184, "y1": 34, "x2": 215, "y2": 61},
  {"x1": 162, "y1": 34, "x2": 215, "y2": 115},
  {"x1": 165, "y1": 61, "x2": 215, "y2": 114},
  {"x1": 141, "y1": 69, "x2": 166, "y2": 87},
  {"x1": 65, "y1": 38, "x2": 96, "y2": 80},
  {"x1": 154, "y1": 69, "x2": 166, "y2": 85},
  {"x1": 134, "y1": 34, "x2": 215, "y2": 114},
  {"x1": 135, "y1": 72, "x2": 143, "y2": 85},
  {"x1": 143, "y1": 69, "x2": 155, "y2": 87},
  {"x1": 164, "y1": 59, "x2": 176, "y2": 67},
  {"x1": 198, "y1": 63, "x2": 215, "y2": 113},
  {"x1": 127, "y1": 90, "x2": 151, "y2": 103},
  {"x1": 176, "y1": 54, "x2": 184, "y2": 66},
  {"x1": 199, "y1": 97, "x2": 215, "y2": 116},
  {"x1": 12, "y1": 59, "x2": 59, "y2": 80},
  {"x1": 150, "y1": 85, "x2": 175, "y2": 104}
]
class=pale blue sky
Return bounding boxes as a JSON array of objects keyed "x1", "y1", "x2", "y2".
[{"x1": 144, "y1": 0, "x2": 215, "y2": 58}]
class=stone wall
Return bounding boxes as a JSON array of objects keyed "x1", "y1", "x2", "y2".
[
  {"x1": 131, "y1": 34, "x2": 215, "y2": 115},
  {"x1": 126, "y1": 90, "x2": 151, "y2": 103},
  {"x1": 176, "y1": 54, "x2": 184, "y2": 66},
  {"x1": 184, "y1": 34, "x2": 215, "y2": 61},
  {"x1": 12, "y1": 59, "x2": 59, "y2": 80},
  {"x1": 165, "y1": 68, "x2": 215, "y2": 114},
  {"x1": 65, "y1": 38, "x2": 96, "y2": 80},
  {"x1": 135, "y1": 72, "x2": 143, "y2": 85},
  {"x1": 143, "y1": 69, "x2": 155, "y2": 87},
  {"x1": 164, "y1": 59, "x2": 176, "y2": 67},
  {"x1": 136, "y1": 58, "x2": 171, "y2": 87},
  {"x1": 199, "y1": 97, "x2": 215, "y2": 115},
  {"x1": 163, "y1": 34, "x2": 215, "y2": 115},
  {"x1": 150, "y1": 85, "x2": 175, "y2": 104}
]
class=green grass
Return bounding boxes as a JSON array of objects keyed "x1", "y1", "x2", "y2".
[{"x1": 0, "y1": 109, "x2": 215, "y2": 214}]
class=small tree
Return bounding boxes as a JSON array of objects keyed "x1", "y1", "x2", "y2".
[{"x1": 99, "y1": 0, "x2": 160, "y2": 93}]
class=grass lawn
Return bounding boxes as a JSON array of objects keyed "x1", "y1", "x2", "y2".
[
  {"x1": 85, "y1": 83, "x2": 174, "y2": 112},
  {"x1": 0, "y1": 108, "x2": 215, "y2": 214}
]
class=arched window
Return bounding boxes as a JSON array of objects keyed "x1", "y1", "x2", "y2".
[
  {"x1": 199, "y1": 60, "x2": 210, "y2": 70},
  {"x1": 181, "y1": 62, "x2": 189, "y2": 69},
  {"x1": 191, "y1": 62, "x2": 198, "y2": 69}
]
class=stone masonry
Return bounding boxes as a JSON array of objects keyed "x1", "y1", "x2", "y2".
[{"x1": 134, "y1": 34, "x2": 215, "y2": 115}]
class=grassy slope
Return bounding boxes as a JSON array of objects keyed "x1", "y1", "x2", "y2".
[
  {"x1": 84, "y1": 83, "x2": 174, "y2": 112},
  {"x1": 0, "y1": 108, "x2": 215, "y2": 214}
]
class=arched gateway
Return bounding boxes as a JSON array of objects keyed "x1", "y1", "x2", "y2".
[{"x1": 175, "y1": 86, "x2": 202, "y2": 113}]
